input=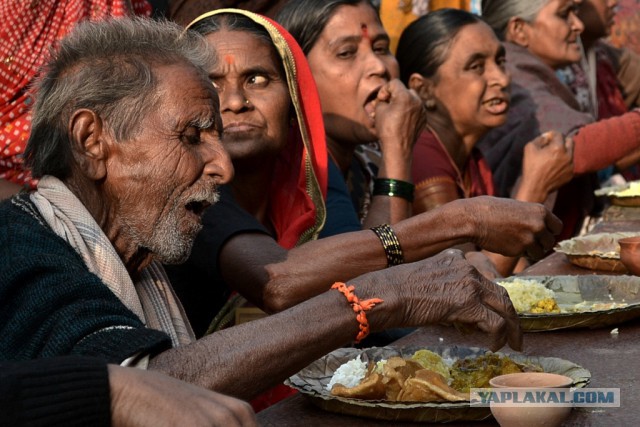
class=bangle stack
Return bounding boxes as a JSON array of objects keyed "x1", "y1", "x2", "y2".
[
  {"x1": 370, "y1": 224, "x2": 404, "y2": 267},
  {"x1": 372, "y1": 178, "x2": 415, "y2": 202},
  {"x1": 331, "y1": 282, "x2": 383, "y2": 343}
]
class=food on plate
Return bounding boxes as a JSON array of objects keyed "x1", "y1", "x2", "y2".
[
  {"x1": 596, "y1": 180, "x2": 640, "y2": 197},
  {"x1": 496, "y1": 278, "x2": 561, "y2": 314},
  {"x1": 450, "y1": 354, "x2": 542, "y2": 392},
  {"x1": 327, "y1": 350, "x2": 540, "y2": 402}
]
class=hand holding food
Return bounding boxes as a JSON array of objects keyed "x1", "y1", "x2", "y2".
[
  {"x1": 374, "y1": 79, "x2": 426, "y2": 159},
  {"x1": 520, "y1": 131, "x2": 574, "y2": 201},
  {"x1": 356, "y1": 250, "x2": 522, "y2": 351},
  {"x1": 461, "y1": 196, "x2": 562, "y2": 259}
]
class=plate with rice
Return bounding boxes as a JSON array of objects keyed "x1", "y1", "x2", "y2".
[
  {"x1": 286, "y1": 346, "x2": 590, "y2": 423},
  {"x1": 595, "y1": 180, "x2": 640, "y2": 206},
  {"x1": 496, "y1": 275, "x2": 640, "y2": 331}
]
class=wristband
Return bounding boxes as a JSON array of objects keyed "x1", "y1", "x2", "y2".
[
  {"x1": 371, "y1": 224, "x2": 404, "y2": 267},
  {"x1": 331, "y1": 282, "x2": 383, "y2": 343},
  {"x1": 372, "y1": 178, "x2": 414, "y2": 202}
]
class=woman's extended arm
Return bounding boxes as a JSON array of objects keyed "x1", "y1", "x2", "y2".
[{"x1": 220, "y1": 197, "x2": 561, "y2": 313}]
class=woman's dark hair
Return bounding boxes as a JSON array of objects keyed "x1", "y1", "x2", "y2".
[
  {"x1": 276, "y1": 0, "x2": 376, "y2": 55},
  {"x1": 188, "y1": 13, "x2": 272, "y2": 46},
  {"x1": 396, "y1": 8, "x2": 483, "y2": 85}
]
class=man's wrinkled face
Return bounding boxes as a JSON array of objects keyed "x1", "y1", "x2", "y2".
[{"x1": 104, "y1": 62, "x2": 233, "y2": 264}]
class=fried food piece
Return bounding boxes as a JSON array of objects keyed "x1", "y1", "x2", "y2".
[
  {"x1": 380, "y1": 357, "x2": 424, "y2": 400},
  {"x1": 397, "y1": 369, "x2": 468, "y2": 402},
  {"x1": 330, "y1": 371, "x2": 386, "y2": 400}
]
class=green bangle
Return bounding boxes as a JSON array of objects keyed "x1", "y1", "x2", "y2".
[
  {"x1": 372, "y1": 178, "x2": 414, "y2": 202},
  {"x1": 371, "y1": 224, "x2": 404, "y2": 267}
]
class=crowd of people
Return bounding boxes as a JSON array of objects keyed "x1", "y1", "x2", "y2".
[{"x1": 1, "y1": 0, "x2": 639, "y2": 425}]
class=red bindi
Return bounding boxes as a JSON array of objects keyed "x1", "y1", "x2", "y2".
[
  {"x1": 361, "y1": 24, "x2": 369, "y2": 40},
  {"x1": 224, "y1": 54, "x2": 234, "y2": 65}
]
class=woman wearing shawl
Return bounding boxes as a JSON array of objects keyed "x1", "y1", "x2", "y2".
[
  {"x1": 396, "y1": 8, "x2": 574, "y2": 277},
  {"x1": 0, "y1": 0, "x2": 151, "y2": 200},
  {"x1": 478, "y1": 0, "x2": 640, "y2": 240}
]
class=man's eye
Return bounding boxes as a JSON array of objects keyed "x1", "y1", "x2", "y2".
[{"x1": 182, "y1": 128, "x2": 201, "y2": 145}]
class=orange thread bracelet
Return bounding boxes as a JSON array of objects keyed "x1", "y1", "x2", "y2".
[{"x1": 331, "y1": 282, "x2": 383, "y2": 343}]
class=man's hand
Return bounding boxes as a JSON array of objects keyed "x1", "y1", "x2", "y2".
[
  {"x1": 461, "y1": 196, "x2": 563, "y2": 260},
  {"x1": 358, "y1": 250, "x2": 522, "y2": 352},
  {"x1": 109, "y1": 365, "x2": 257, "y2": 427}
]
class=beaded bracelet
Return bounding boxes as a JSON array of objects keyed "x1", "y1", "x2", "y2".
[
  {"x1": 371, "y1": 224, "x2": 405, "y2": 267},
  {"x1": 331, "y1": 282, "x2": 383, "y2": 343},
  {"x1": 372, "y1": 178, "x2": 415, "y2": 202}
]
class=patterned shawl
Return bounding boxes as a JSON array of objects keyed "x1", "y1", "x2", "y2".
[
  {"x1": 0, "y1": 0, "x2": 150, "y2": 189},
  {"x1": 30, "y1": 175, "x2": 194, "y2": 348},
  {"x1": 186, "y1": 9, "x2": 328, "y2": 249}
]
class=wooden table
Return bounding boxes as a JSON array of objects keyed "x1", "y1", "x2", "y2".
[{"x1": 258, "y1": 207, "x2": 640, "y2": 426}]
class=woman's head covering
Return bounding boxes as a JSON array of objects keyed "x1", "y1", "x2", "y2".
[
  {"x1": 186, "y1": 9, "x2": 328, "y2": 249},
  {"x1": 482, "y1": 0, "x2": 548, "y2": 39}
]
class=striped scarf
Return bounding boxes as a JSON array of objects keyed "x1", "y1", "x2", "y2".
[{"x1": 30, "y1": 175, "x2": 194, "y2": 347}]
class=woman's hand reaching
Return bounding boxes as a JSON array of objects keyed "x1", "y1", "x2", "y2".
[{"x1": 517, "y1": 131, "x2": 574, "y2": 203}]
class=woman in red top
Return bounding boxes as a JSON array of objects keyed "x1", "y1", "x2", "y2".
[{"x1": 396, "y1": 9, "x2": 574, "y2": 276}]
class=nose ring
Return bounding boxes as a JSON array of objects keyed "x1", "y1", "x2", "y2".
[{"x1": 244, "y1": 99, "x2": 250, "y2": 105}]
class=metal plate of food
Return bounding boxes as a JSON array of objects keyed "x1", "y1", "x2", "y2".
[
  {"x1": 595, "y1": 180, "x2": 640, "y2": 207},
  {"x1": 286, "y1": 346, "x2": 590, "y2": 423},
  {"x1": 497, "y1": 275, "x2": 640, "y2": 331},
  {"x1": 554, "y1": 232, "x2": 640, "y2": 273}
]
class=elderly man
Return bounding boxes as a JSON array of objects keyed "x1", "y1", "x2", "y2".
[{"x1": 0, "y1": 17, "x2": 526, "y2": 401}]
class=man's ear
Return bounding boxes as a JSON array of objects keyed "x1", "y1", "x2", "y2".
[
  {"x1": 68, "y1": 109, "x2": 108, "y2": 180},
  {"x1": 505, "y1": 16, "x2": 529, "y2": 47},
  {"x1": 408, "y1": 72, "x2": 437, "y2": 110}
]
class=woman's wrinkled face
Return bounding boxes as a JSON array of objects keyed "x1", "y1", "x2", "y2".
[
  {"x1": 306, "y1": 2, "x2": 398, "y2": 146},
  {"x1": 204, "y1": 29, "x2": 291, "y2": 164},
  {"x1": 524, "y1": 0, "x2": 585, "y2": 69},
  {"x1": 431, "y1": 22, "x2": 511, "y2": 139}
]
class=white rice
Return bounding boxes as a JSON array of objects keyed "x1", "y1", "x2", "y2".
[
  {"x1": 326, "y1": 355, "x2": 368, "y2": 391},
  {"x1": 496, "y1": 278, "x2": 556, "y2": 313}
]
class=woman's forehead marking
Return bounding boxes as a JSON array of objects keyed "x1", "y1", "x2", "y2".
[{"x1": 361, "y1": 23, "x2": 369, "y2": 40}]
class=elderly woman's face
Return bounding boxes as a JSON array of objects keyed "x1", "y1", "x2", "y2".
[
  {"x1": 430, "y1": 22, "x2": 511, "y2": 140},
  {"x1": 306, "y1": 2, "x2": 398, "y2": 145},
  {"x1": 204, "y1": 29, "x2": 291, "y2": 164},
  {"x1": 524, "y1": 0, "x2": 585, "y2": 69},
  {"x1": 105, "y1": 62, "x2": 233, "y2": 264}
]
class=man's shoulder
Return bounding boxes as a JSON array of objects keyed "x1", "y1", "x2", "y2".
[{"x1": 0, "y1": 193, "x2": 83, "y2": 268}]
